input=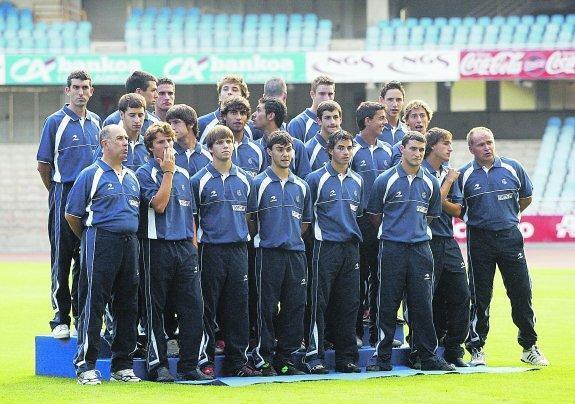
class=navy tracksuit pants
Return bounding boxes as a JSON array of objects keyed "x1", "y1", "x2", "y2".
[
  {"x1": 466, "y1": 226, "x2": 537, "y2": 351},
  {"x1": 306, "y1": 240, "x2": 360, "y2": 367},
  {"x1": 48, "y1": 182, "x2": 80, "y2": 330},
  {"x1": 373, "y1": 240, "x2": 437, "y2": 363},
  {"x1": 141, "y1": 239, "x2": 207, "y2": 374},
  {"x1": 199, "y1": 242, "x2": 250, "y2": 373},
  {"x1": 429, "y1": 236, "x2": 470, "y2": 359},
  {"x1": 73, "y1": 228, "x2": 139, "y2": 374},
  {"x1": 252, "y1": 248, "x2": 307, "y2": 368},
  {"x1": 358, "y1": 215, "x2": 379, "y2": 342}
]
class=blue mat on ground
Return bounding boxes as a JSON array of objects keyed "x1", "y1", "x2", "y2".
[{"x1": 176, "y1": 366, "x2": 538, "y2": 387}]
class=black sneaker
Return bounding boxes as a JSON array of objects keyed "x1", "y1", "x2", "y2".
[
  {"x1": 152, "y1": 366, "x2": 175, "y2": 382},
  {"x1": 228, "y1": 365, "x2": 262, "y2": 377},
  {"x1": 407, "y1": 351, "x2": 421, "y2": 369},
  {"x1": 365, "y1": 361, "x2": 392, "y2": 372},
  {"x1": 444, "y1": 355, "x2": 469, "y2": 368},
  {"x1": 305, "y1": 361, "x2": 329, "y2": 374},
  {"x1": 259, "y1": 362, "x2": 277, "y2": 377},
  {"x1": 336, "y1": 363, "x2": 361, "y2": 373},
  {"x1": 421, "y1": 356, "x2": 457, "y2": 371},
  {"x1": 177, "y1": 368, "x2": 214, "y2": 381},
  {"x1": 275, "y1": 361, "x2": 305, "y2": 376}
]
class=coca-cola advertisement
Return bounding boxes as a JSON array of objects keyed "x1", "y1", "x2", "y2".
[
  {"x1": 460, "y1": 49, "x2": 575, "y2": 80},
  {"x1": 453, "y1": 215, "x2": 575, "y2": 243}
]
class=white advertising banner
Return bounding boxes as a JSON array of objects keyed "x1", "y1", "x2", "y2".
[{"x1": 305, "y1": 50, "x2": 460, "y2": 83}]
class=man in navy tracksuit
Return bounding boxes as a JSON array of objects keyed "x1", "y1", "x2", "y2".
[
  {"x1": 304, "y1": 131, "x2": 365, "y2": 374},
  {"x1": 136, "y1": 122, "x2": 212, "y2": 382},
  {"x1": 304, "y1": 100, "x2": 342, "y2": 171},
  {"x1": 365, "y1": 131, "x2": 455, "y2": 372},
  {"x1": 190, "y1": 125, "x2": 261, "y2": 377},
  {"x1": 36, "y1": 70, "x2": 101, "y2": 339},
  {"x1": 378, "y1": 81, "x2": 408, "y2": 145},
  {"x1": 248, "y1": 131, "x2": 311, "y2": 376},
  {"x1": 458, "y1": 127, "x2": 549, "y2": 367},
  {"x1": 422, "y1": 128, "x2": 470, "y2": 367},
  {"x1": 65, "y1": 125, "x2": 141, "y2": 385},
  {"x1": 351, "y1": 102, "x2": 393, "y2": 346}
]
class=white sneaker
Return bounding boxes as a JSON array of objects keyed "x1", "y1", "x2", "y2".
[
  {"x1": 52, "y1": 324, "x2": 70, "y2": 339},
  {"x1": 468, "y1": 348, "x2": 486, "y2": 366},
  {"x1": 521, "y1": 345, "x2": 550, "y2": 366},
  {"x1": 110, "y1": 368, "x2": 141, "y2": 382},
  {"x1": 77, "y1": 369, "x2": 102, "y2": 385},
  {"x1": 356, "y1": 335, "x2": 363, "y2": 348}
]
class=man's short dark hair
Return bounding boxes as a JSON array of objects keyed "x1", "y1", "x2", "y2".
[
  {"x1": 425, "y1": 127, "x2": 452, "y2": 158},
  {"x1": 356, "y1": 101, "x2": 385, "y2": 131},
  {"x1": 125, "y1": 71, "x2": 157, "y2": 93},
  {"x1": 144, "y1": 122, "x2": 176, "y2": 156},
  {"x1": 266, "y1": 130, "x2": 293, "y2": 150},
  {"x1": 205, "y1": 125, "x2": 234, "y2": 149},
  {"x1": 327, "y1": 130, "x2": 354, "y2": 153},
  {"x1": 401, "y1": 130, "x2": 426, "y2": 147},
  {"x1": 258, "y1": 96, "x2": 287, "y2": 128},
  {"x1": 118, "y1": 93, "x2": 146, "y2": 112},
  {"x1": 221, "y1": 96, "x2": 251, "y2": 118},
  {"x1": 380, "y1": 80, "x2": 405, "y2": 99},
  {"x1": 157, "y1": 77, "x2": 175, "y2": 87},
  {"x1": 263, "y1": 77, "x2": 287, "y2": 98},
  {"x1": 166, "y1": 104, "x2": 198, "y2": 136},
  {"x1": 66, "y1": 70, "x2": 92, "y2": 87},
  {"x1": 317, "y1": 100, "x2": 342, "y2": 120}
]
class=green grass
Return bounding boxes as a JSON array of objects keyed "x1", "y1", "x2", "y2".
[{"x1": 0, "y1": 262, "x2": 573, "y2": 403}]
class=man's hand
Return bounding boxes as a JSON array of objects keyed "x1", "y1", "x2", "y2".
[
  {"x1": 159, "y1": 147, "x2": 175, "y2": 174},
  {"x1": 445, "y1": 168, "x2": 460, "y2": 183}
]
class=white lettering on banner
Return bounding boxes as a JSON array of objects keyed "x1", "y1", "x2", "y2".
[
  {"x1": 210, "y1": 54, "x2": 295, "y2": 72},
  {"x1": 163, "y1": 57, "x2": 209, "y2": 82},
  {"x1": 546, "y1": 51, "x2": 575, "y2": 75},
  {"x1": 453, "y1": 221, "x2": 467, "y2": 239},
  {"x1": 57, "y1": 57, "x2": 142, "y2": 75},
  {"x1": 518, "y1": 222, "x2": 535, "y2": 239},
  {"x1": 305, "y1": 51, "x2": 459, "y2": 83},
  {"x1": 460, "y1": 51, "x2": 524, "y2": 76},
  {"x1": 10, "y1": 57, "x2": 56, "y2": 83},
  {"x1": 556, "y1": 215, "x2": 575, "y2": 238}
]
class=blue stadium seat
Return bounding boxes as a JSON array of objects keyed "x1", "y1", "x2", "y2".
[
  {"x1": 419, "y1": 17, "x2": 432, "y2": 27},
  {"x1": 447, "y1": 16, "x2": 461, "y2": 26},
  {"x1": 550, "y1": 14, "x2": 564, "y2": 25},
  {"x1": 521, "y1": 15, "x2": 535, "y2": 25},
  {"x1": 390, "y1": 18, "x2": 403, "y2": 28},
  {"x1": 506, "y1": 15, "x2": 520, "y2": 26},
  {"x1": 491, "y1": 16, "x2": 505, "y2": 26},
  {"x1": 405, "y1": 18, "x2": 418, "y2": 27},
  {"x1": 535, "y1": 14, "x2": 550, "y2": 25},
  {"x1": 477, "y1": 16, "x2": 491, "y2": 26},
  {"x1": 462, "y1": 16, "x2": 476, "y2": 26},
  {"x1": 434, "y1": 17, "x2": 447, "y2": 27}
]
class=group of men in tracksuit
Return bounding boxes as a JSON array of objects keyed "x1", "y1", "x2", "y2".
[{"x1": 38, "y1": 70, "x2": 549, "y2": 385}]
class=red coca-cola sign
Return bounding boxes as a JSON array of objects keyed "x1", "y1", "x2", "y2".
[{"x1": 460, "y1": 49, "x2": 575, "y2": 80}]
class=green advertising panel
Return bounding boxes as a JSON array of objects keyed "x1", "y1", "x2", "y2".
[{"x1": 3, "y1": 53, "x2": 307, "y2": 85}]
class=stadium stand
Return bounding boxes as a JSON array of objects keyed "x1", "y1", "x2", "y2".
[
  {"x1": 125, "y1": 7, "x2": 333, "y2": 53},
  {"x1": 366, "y1": 13, "x2": 575, "y2": 50},
  {"x1": 531, "y1": 117, "x2": 575, "y2": 214},
  {"x1": 0, "y1": 1, "x2": 92, "y2": 54}
]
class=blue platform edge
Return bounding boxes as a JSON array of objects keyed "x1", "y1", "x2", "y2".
[{"x1": 36, "y1": 323, "x2": 412, "y2": 380}]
